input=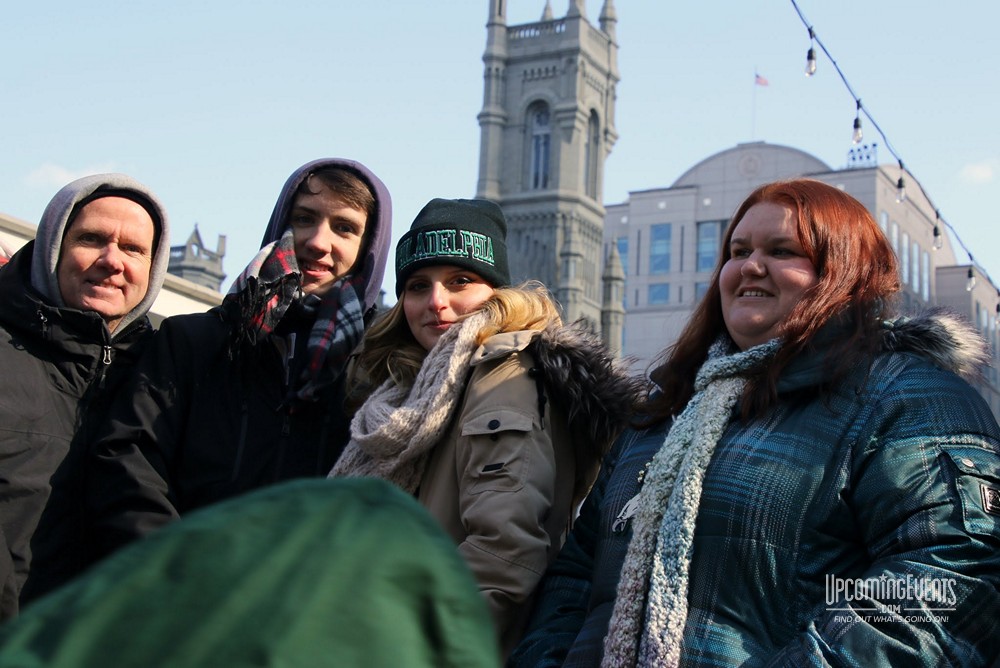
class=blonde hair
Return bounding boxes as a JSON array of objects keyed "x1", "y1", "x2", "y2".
[{"x1": 346, "y1": 281, "x2": 561, "y2": 410}]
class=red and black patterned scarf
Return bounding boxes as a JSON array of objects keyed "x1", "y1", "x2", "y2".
[{"x1": 228, "y1": 228, "x2": 366, "y2": 404}]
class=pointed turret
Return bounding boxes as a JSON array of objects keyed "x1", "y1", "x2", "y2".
[
  {"x1": 485, "y1": 0, "x2": 507, "y2": 59},
  {"x1": 601, "y1": 243, "x2": 626, "y2": 356},
  {"x1": 566, "y1": 0, "x2": 586, "y2": 19},
  {"x1": 599, "y1": 0, "x2": 617, "y2": 41},
  {"x1": 541, "y1": 0, "x2": 553, "y2": 21},
  {"x1": 167, "y1": 225, "x2": 227, "y2": 291},
  {"x1": 478, "y1": 0, "x2": 510, "y2": 200},
  {"x1": 558, "y1": 218, "x2": 585, "y2": 323}
]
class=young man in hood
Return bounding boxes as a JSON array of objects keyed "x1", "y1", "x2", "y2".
[
  {"x1": 0, "y1": 174, "x2": 170, "y2": 618},
  {"x1": 87, "y1": 159, "x2": 392, "y2": 560}
]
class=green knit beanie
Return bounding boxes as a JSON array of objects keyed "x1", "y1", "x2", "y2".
[{"x1": 395, "y1": 198, "x2": 510, "y2": 296}]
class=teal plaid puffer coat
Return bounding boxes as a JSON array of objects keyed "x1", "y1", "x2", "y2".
[{"x1": 512, "y1": 311, "x2": 1000, "y2": 667}]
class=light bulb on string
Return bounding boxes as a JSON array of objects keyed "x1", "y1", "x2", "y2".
[
  {"x1": 805, "y1": 28, "x2": 817, "y2": 76},
  {"x1": 932, "y1": 225, "x2": 944, "y2": 250},
  {"x1": 966, "y1": 266, "x2": 976, "y2": 292},
  {"x1": 852, "y1": 100, "x2": 863, "y2": 144}
]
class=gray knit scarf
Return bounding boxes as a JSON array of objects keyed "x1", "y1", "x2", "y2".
[
  {"x1": 603, "y1": 338, "x2": 780, "y2": 668},
  {"x1": 328, "y1": 311, "x2": 490, "y2": 493}
]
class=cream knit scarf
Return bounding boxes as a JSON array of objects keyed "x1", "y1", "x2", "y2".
[
  {"x1": 328, "y1": 311, "x2": 489, "y2": 494},
  {"x1": 602, "y1": 338, "x2": 780, "y2": 668}
]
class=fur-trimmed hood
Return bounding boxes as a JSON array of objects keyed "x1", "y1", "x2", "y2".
[
  {"x1": 882, "y1": 307, "x2": 990, "y2": 381},
  {"x1": 479, "y1": 322, "x2": 645, "y2": 462},
  {"x1": 779, "y1": 307, "x2": 991, "y2": 395}
]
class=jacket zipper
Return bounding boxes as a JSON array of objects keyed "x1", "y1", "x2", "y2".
[{"x1": 98, "y1": 345, "x2": 112, "y2": 389}]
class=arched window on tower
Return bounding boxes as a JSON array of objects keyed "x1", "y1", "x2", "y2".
[
  {"x1": 584, "y1": 111, "x2": 600, "y2": 199},
  {"x1": 529, "y1": 103, "x2": 551, "y2": 190}
]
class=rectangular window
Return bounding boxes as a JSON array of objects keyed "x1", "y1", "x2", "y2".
[
  {"x1": 696, "y1": 221, "x2": 722, "y2": 272},
  {"x1": 890, "y1": 221, "x2": 899, "y2": 254},
  {"x1": 695, "y1": 281, "x2": 710, "y2": 303},
  {"x1": 921, "y1": 251, "x2": 930, "y2": 301},
  {"x1": 900, "y1": 232, "x2": 909, "y2": 285},
  {"x1": 650, "y1": 224, "x2": 671, "y2": 274},
  {"x1": 648, "y1": 283, "x2": 670, "y2": 305},
  {"x1": 911, "y1": 241, "x2": 920, "y2": 293}
]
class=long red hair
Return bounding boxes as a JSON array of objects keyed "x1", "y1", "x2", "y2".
[{"x1": 645, "y1": 179, "x2": 900, "y2": 422}]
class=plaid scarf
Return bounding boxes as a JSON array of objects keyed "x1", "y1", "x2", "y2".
[
  {"x1": 228, "y1": 228, "x2": 366, "y2": 404},
  {"x1": 602, "y1": 338, "x2": 780, "y2": 668}
]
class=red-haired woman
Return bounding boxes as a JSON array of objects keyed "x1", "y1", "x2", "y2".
[{"x1": 511, "y1": 179, "x2": 1000, "y2": 667}]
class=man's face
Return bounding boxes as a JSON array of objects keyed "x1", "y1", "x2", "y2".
[
  {"x1": 289, "y1": 181, "x2": 368, "y2": 297},
  {"x1": 57, "y1": 196, "x2": 156, "y2": 332}
]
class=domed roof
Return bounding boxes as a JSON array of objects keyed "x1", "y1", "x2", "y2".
[{"x1": 672, "y1": 142, "x2": 831, "y2": 189}]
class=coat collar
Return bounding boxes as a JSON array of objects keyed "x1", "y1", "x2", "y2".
[
  {"x1": 776, "y1": 308, "x2": 990, "y2": 394},
  {"x1": 470, "y1": 330, "x2": 538, "y2": 366}
]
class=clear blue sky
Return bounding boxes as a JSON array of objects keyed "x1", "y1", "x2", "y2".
[{"x1": 4, "y1": 1, "x2": 998, "y2": 296}]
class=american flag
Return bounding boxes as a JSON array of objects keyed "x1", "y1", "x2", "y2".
[{"x1": 754, "y1": 73, "x2": 769, "y2": 86}]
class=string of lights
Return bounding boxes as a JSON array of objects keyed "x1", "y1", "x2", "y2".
[{"x1": 789, "y1": 0, "x2": 997, "y2": 307}]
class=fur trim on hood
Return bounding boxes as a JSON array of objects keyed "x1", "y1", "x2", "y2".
[
  {"x1": 882, "y1": 307, "x2": 990, "y2": 381},
  {"x1": 527, "y1": 321, "x2": 645, "y2": 463}
]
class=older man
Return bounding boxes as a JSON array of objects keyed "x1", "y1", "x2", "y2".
[{"x1": 0, "y1": 174, "x2": 169, "y2": 618}]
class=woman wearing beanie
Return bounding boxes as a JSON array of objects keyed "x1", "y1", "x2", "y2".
[
  {"x1": 331, "y1": 197, "x2": 642, "y2": 658},
  {"x1": 510, "y1": 179, "x2": 1000, "y2": 667}
]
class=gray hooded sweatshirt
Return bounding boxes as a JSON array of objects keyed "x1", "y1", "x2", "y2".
[{"x1": 29, "y1": 173, "x2": 171, "y2": 337}]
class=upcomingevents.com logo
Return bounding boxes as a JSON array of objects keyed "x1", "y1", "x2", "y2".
[{"x1": 824, "y1": 574, "x2": 958, "y2": 623}]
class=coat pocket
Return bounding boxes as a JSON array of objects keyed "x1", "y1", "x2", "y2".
[
  {"x1": 942, "y1": 445, "x2": 1000, "y2": 539},
  {"x1": 462, "y1": 409, "x2": 535, "y2": 495}
]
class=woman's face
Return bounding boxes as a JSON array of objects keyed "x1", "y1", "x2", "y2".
[
  {"x1": 402, "y1": 265, "x2": 495, "y2": 351},
  {"x1": 719, "y1": 201, "x2": 819, "y2": 350}
]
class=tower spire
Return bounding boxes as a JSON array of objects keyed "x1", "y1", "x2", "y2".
[
  {"x1": 487, "y1": 0, "x2": 506, "y2": 24},
  {"x1": 566, "y1": 0, "x2": 586, "y2": 19},
  {"x1": 478, "y1": 0, "x2": 509, "y2": 200},
  {"x1": 599, "y1": 1, "x2": 617, "y2": 40},
  {"x1": 541, "y1": 0, "x2": 553, "y2": 21},
  {"x1": 601, "y1": 243, "x2": 625, "y2": 356}
]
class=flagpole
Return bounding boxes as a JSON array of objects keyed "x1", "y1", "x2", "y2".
[{"x1": 751, "y1": 69, "x2": 757, "y2": 140}]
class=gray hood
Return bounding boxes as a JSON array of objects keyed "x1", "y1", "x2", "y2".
[{"x1": 30, "y1": 173, "x2": 170, "y2": 338}]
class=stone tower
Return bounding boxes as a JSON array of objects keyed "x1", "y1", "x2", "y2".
[
  {"x1": 167, "y1": 226, "x2": 227, "y2": 291},
  {"x1": 477, "y1": 0, "x2": 620, "y2": 335}
]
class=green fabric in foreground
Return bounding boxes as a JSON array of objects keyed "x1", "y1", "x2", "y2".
[{"x1": 0, "y1": 478, "x2": 500, "y2": 668}]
